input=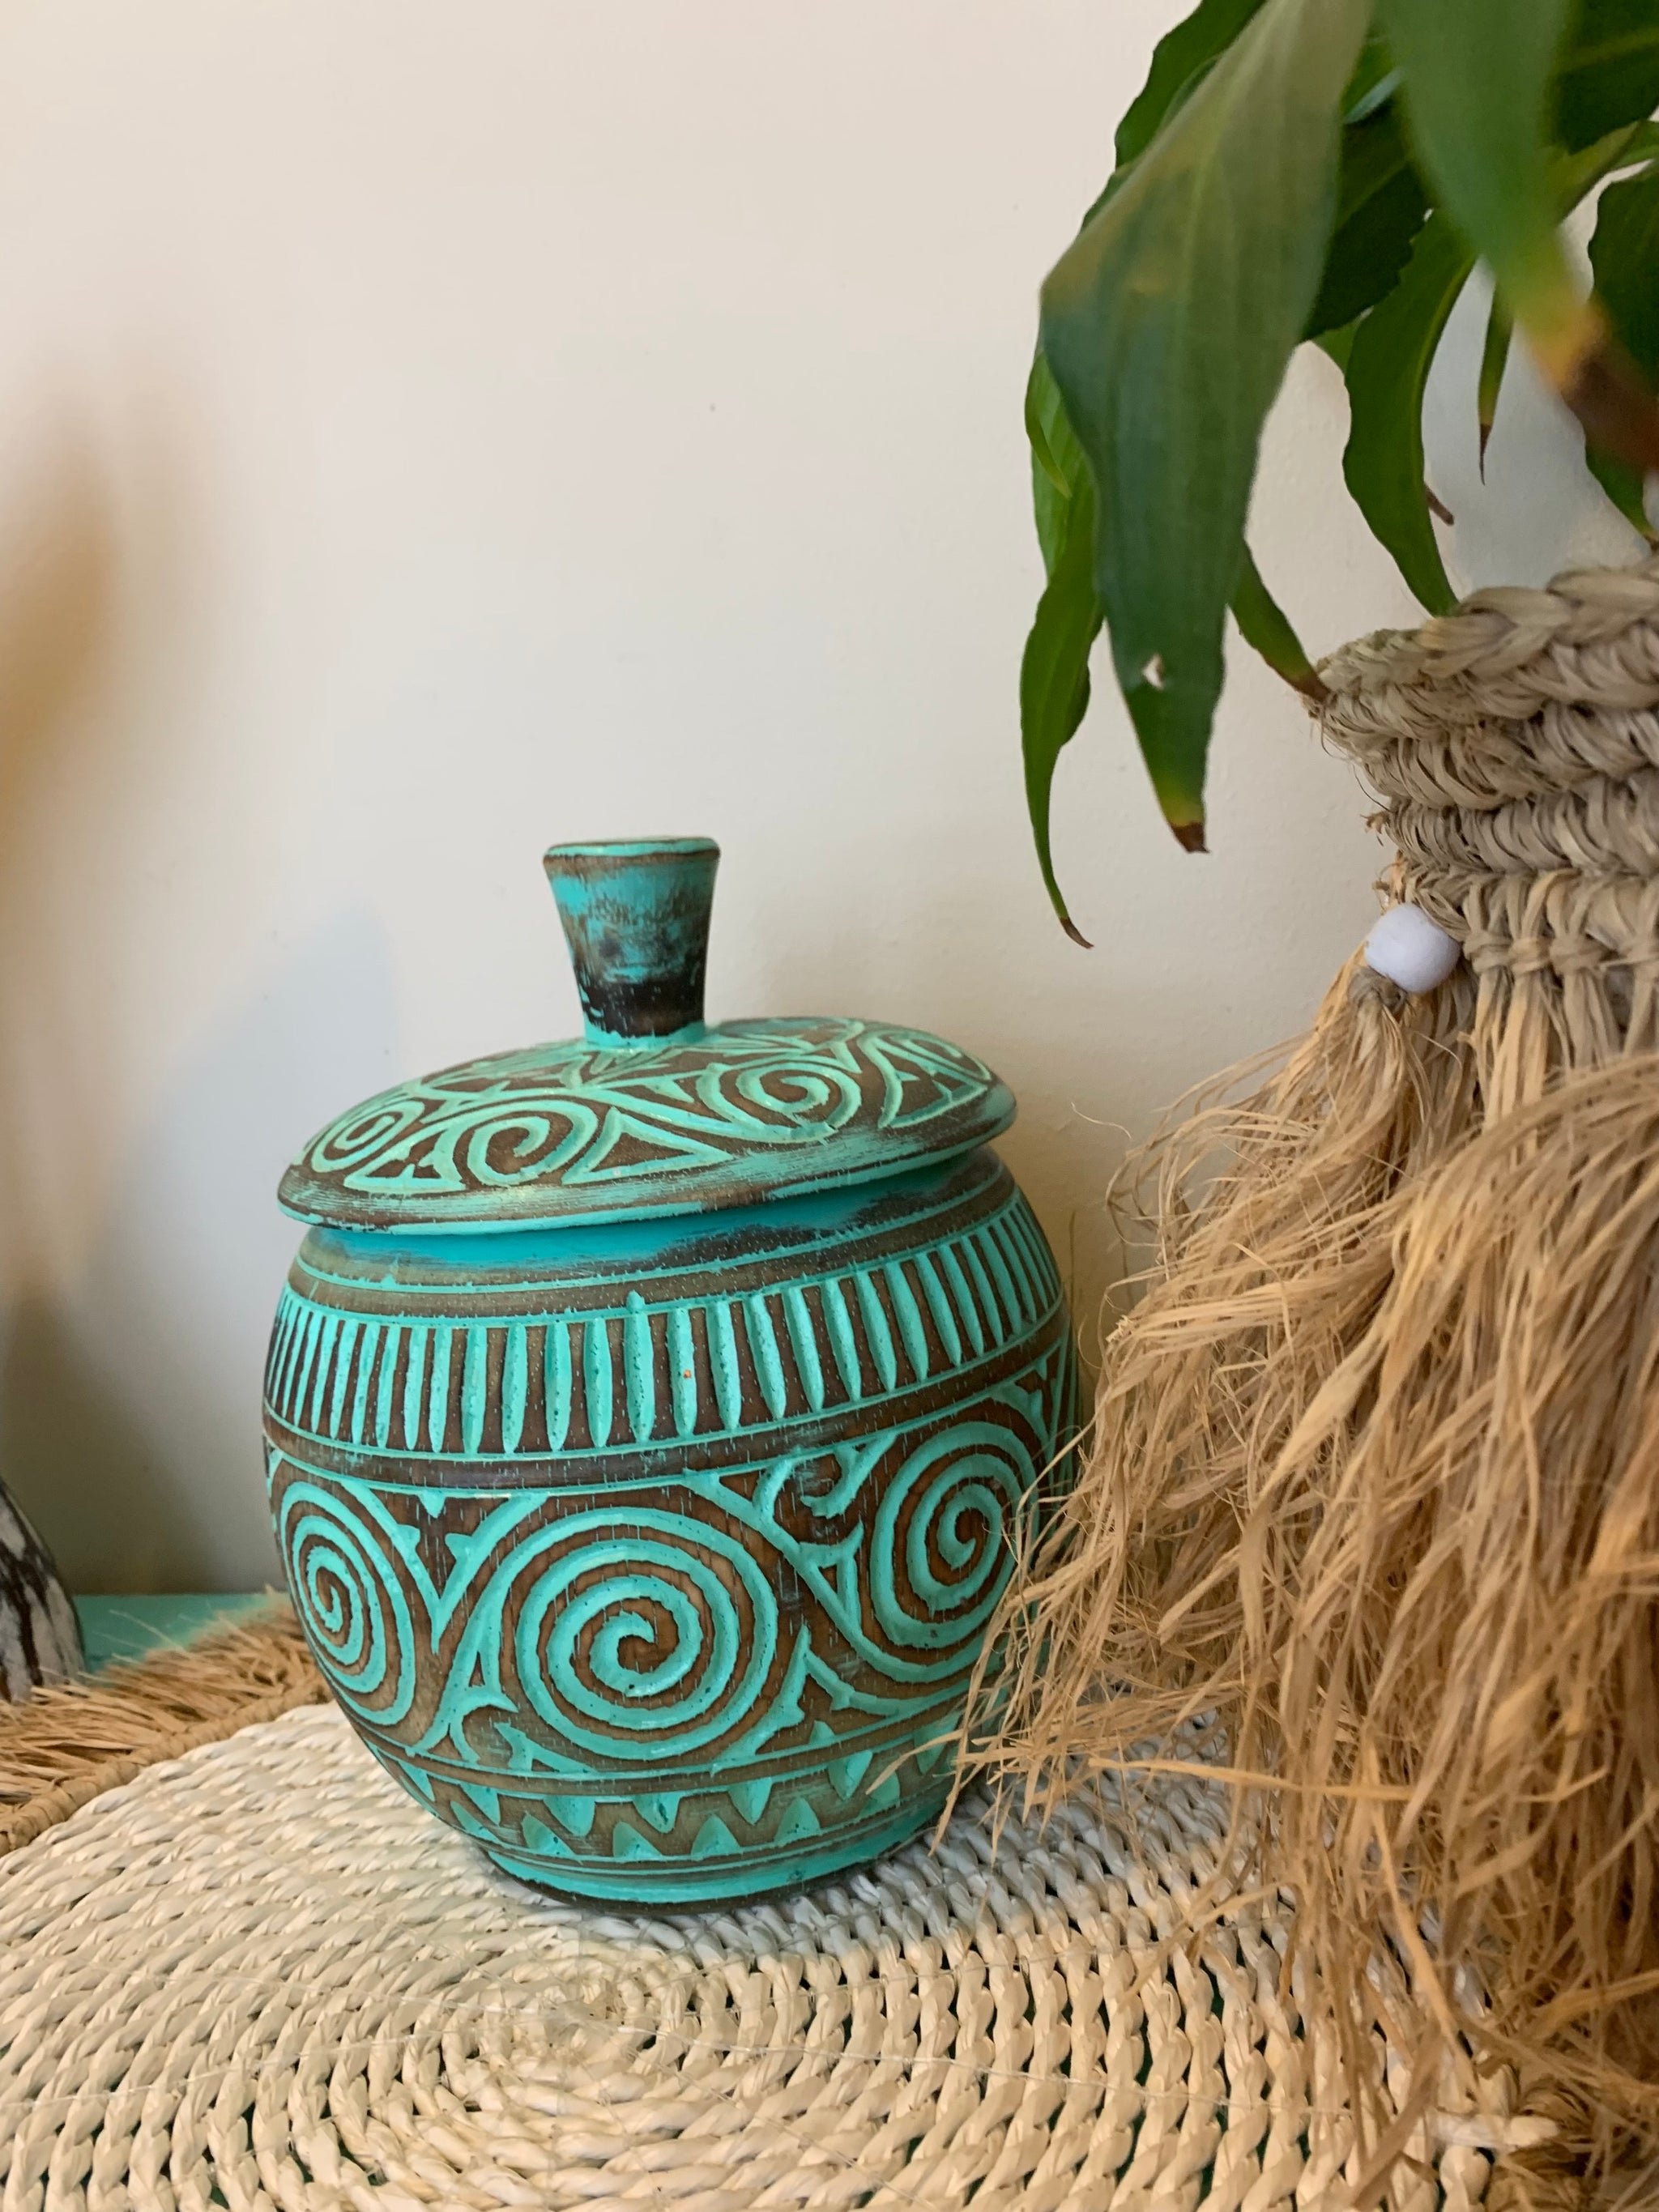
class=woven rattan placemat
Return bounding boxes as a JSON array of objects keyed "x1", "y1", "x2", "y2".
[{"x1": 1, "y1": 1677, "x2": 1550, "y2": 2210}]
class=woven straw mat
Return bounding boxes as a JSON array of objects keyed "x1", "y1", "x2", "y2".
[{"x1": 0, "y1": 1700, "x2": 1551, "y2": 2212}]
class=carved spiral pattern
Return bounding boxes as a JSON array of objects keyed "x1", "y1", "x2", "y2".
[
  {"x1": 869, "y1": 1425, "x2": 1033, "y2": 1656},
  {"x1": 283, "y1": 1018, "x2": 1009, "y2": 1225},
  {"x1": 278, "y1": 1481, "x2": 416, "y2": 1728},
  {"x1": 309, "y1": 1094, "x2": 425, "y2": 1174},
  {"x1": 692, "y1": 1055, "x2": 864, "y2": 1136},
  {"x1": 314, "y1": 1094, "x2": 599, "y2": 1192},
  {"x1": 266, "y1": 1144, "x2": 1073, "y2": 1892},
  {"x1": 503, "y1": 1512, "x2": 779, "y2": 1758},
  {"x1": 274, "y1": 1392, "x2": 1049, "y2": 1783}
]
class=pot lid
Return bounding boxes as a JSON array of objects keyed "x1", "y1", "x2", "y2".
[{"x1": 279, "y1": 838, "x2": 1015, "y2": 1234}]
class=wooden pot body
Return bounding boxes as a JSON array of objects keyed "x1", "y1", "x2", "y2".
[{"x1": 264, "y1": 1148, "x2": 1073, "y2": 1903}]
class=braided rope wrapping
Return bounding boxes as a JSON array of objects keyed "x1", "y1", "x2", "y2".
[
  {"x1": 1325, "y1": 558, "x2": 1659, "y2": 1082},
  {"x1": 976, "y1": 557, "x2": 1659, "y2": 2203}
]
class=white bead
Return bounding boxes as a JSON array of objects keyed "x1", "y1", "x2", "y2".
[{"x1": 1364, "y1": 903, "x2": 1461, "y2": 993}]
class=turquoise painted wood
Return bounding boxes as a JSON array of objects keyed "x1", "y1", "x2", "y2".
[
  {"x1": 545, "y1": 836, "x2": 720, "y2": 1045},
  {"x1": 75, "y1": 1593, "x2": 269, "y2": 1670},
  {"x1": 266, "y1": 840, "x2": 1074, "y2": 1905}
]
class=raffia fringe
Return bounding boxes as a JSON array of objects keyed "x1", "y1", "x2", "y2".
[
  {"x1": 975, "y1": 558, "x2": 1659, "y2": 2208},
  {"x1": 0, "y1": 1601, "x2": 324, "y2": 1854}
]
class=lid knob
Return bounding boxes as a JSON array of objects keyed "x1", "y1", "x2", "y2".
[{"x1": 544, "y1": 837, "x2": 719, "y2": 1046}]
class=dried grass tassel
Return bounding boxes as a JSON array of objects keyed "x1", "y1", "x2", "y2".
[{"x1": 977, "y1": 559, "x2": 1659, "y2": 2201}]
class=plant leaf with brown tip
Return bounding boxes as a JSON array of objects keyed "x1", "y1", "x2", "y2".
[
  {"x1": 1041, "y1": 0, "x2": 1369, "y2": 844},
  {"x1": 1343, "y1": 214, "x2": 1472, "y2": 616},
  {"x1": 1230, "y1": 546, "x2": 1324, "y2": 700}
]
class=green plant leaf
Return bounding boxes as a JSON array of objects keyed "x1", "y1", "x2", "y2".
[
  {"x1": 1341, "y1": 35, "x2": 1401, "y2": 124},
  {"x1": 1377, "y1": 0, "x2": 1659, "y2": 473},
  {"x1": 1343, "y1": 214, "x2": 1473, "y2": 616},
  {"x1": 1026, "y1": 351, "x2": 1087, "y2": 572},
  {"x1": 1544, "y1": 123, "x2": 1659, "y2": 478},
  {"x1": 1586, "y1": 444, "x2": 1656, "y2": 538},
  {"x1": 1477, "y1": 291, "x2": 1512, "y2": 475},
  {"x1": 1593, "y1": 118, "x2": 1659, "y2": 177},
  {"x1": 1589, "y1": 163, "x2": 1659, "y2": 371},
  {"x1": 1041, "y1": 0, "x2": 1369, "y2": 845},
  {"x1": 1587, "y1": 160, "x2": 1659, "y2": 535},
  {"x1": 1230, "y1": 545, "x2": 1323, "y2": 697},
  {"x1": 1554, "y1": 118, "x2": 1659, "y2": 215},
  {"x1": 1114, "y1": 0, "x2": 1269, "y2": 169},
  {"x1": 1380, "y1": 0, "x2": 1580, "y2": 355},
  {"x1": 1022, "y1": 353, "x2": 1321, "y2": 931},
  {"x1": 1020, "y1": 458, "x2": 1102, "y2": 944},
  {"x1": 1556, "y1": 0, "x2": 1659, "y2": 153},
  {"x1": 1306, "y1": 101, "x2": 1432, "y2": 337}
]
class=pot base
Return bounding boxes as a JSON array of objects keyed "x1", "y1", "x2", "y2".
[{"x1": 480, "y1": 1795, "x2": 947, "y2": 1909}]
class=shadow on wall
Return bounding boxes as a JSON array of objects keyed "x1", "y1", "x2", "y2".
[
  {"x1": 1, "y1": 894, "x2": 403, "y2": 1593},
  {"x1": 0, "y1": 411, "x2": 242, "y2": 1591},
  {"x1": 0, "y1": 427, "x2": 138, "y2": 1583},
  {"x1": 53, "y1": 908, "x2": 403, "y2": 1593},
  {"x1": 0, "y1": 445, "x2": 116, "y2": 801},
  {"x1": 0, "y1": 407, "x2": 404, "y2": 1592},
  {"x1": 0, "y1": 1298, "x2": 181, "y2": 1590}
]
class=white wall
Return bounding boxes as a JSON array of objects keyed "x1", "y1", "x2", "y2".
[{"x1": 0, "y1": 1, "x2": 1638, "y2": 1592}]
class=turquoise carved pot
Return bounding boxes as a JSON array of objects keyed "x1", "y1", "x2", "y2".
[{"x1": 266, "y1": 839, "x2": 1074, "y2": 1904}]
